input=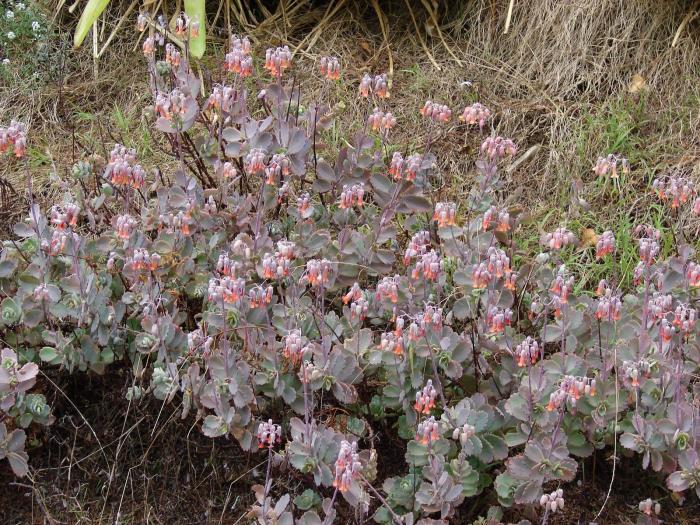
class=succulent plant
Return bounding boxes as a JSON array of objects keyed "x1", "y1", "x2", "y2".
[{"x1": 0, "y1": 22, "x2": 699, "y2": 524}]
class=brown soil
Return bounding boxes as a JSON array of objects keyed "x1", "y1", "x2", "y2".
[{"x1": 2, "y1": 365, "x2": 699, "y2": 524}]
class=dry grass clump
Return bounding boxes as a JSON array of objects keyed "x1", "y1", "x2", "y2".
[
  {"x1": 0, "y1": 28, "x2": 154, "y2": 230},
  {"x1": 269, "y1": 0, "x2": 700, "y2": 260},
  {"x1": 6, "y1": 1, "x2": 700, "y2": 235}
]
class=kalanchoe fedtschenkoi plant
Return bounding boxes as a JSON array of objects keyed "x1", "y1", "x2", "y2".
[
  {"x1": 637, "y1": 498, "x2": 661, "y2": 525},
  {"x1": 0, "y1": 28, "x2": 699, "y2": 525},
  {"x1": 596, "y1": 230, "x2": 615, "y2": 259},
  {"x1": 264, "y1": 45, "x2": 292, "y2": 78},
  {"x1": 0, "y1": 120, "x2": 27, "y2": 158},
  {"x1": 419, "y1": 100, "x2": 452, "y2": 123},
  {"x1": 541, "y1": 227, "x2": 576, "y2": 251},
  {"x1": 539, "y1": 488, "x2": 564, "y2": 514},
  {"x1": 319, "y1": 55, "x2": 341, "y2": 81},
  {"x1": 593, "y1": 153, "x2": 630, "y2": 180},
  {"x1": 359, "y1": 73, "x2": 389, "y2": 98},
  {"x1": 459, "y1": 102, "x2": 491, "y2": 130},
  {"x1": 653, "y1": 173, "x2": 696, "y2": 209},
  {"x1": 258, "y1": 419, "x2": 282, "y2": 448}
]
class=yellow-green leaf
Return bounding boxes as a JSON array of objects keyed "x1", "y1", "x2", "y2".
[
  {"x1": 74, "y1": 0, "x2": 111, "y2": 48},
  {"x1": 184, "y1": 0, "x2": 206, "y2": 58}
]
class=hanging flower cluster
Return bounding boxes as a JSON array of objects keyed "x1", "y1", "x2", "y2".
[
  {"x1": 471, "y1": 263, "x2": 491, "y2": 290},
  {"x1": 416, "y1": 416, "x2": 440, "y2": 445},
  {"x1": 621, "y1": 359, "x2": 652, "y2": 388},
  {"x1": 403, "y1": 231, "x2": 431, "y2": 264},
  {"x1": 380, "y1": 331, "x2": 404, "y2": 355},
  {"x1": 638, "y1": 498, "x2": 661, "y2": 517},
  {"x1": 33, "y1": 283, "x2": 52, "y2": 302},
  {"x1": 187, "y1": 328, "x2": 213, "y2": 355},
  {"x1": 421, "y1": 304, "x2": 443, "y2": 331},
  {"x1": 647, "y1": 292, "x2": 673, "y2": 320},
  {"x1": 459, "y1": 102, "x2": 491, "y2": 129},
  {"x1": 205, "y1": 86, "x2": 237, "y2": 113},
  {"x1": 367, "y1": 107, "x2": 396, "y2": 133},
  {"x1": 486, "y1": 247, "x2": 511, "y2": 279},
  {"x1": 547, "y1": 375, "x2": 596, "y2": 411},
  {"x1": 349, "y1": 297, "x2": 368, "y2": 320},
  {"x1": 319, "y1": 56, "x2": 341, "y2": 80},
  {"x1": 216, "y1": 253, "x2": 241, "y2": 278},
  {"x1": 376, "y1": 275, "x2": 400, "y2": 303},
  {"x1": 225, "y1": 35, "x2": 253, "y2": 76},
  {"x1": 653, "y1": 174, "x2": 696, "y2": 209},
  {"x1": 549, "y1": 266, "x2": 575, "y2": 316},
  {"x1": 636, "y1": 225, "x2": 661, "y2": 265},
  {"x1": 333, "y1": 440, "x2": 361, "y2": 492},
  {"x1": 411, "y1": 250, "x2": 443, "y2": 281},
  {"x1": 0, "y1": 120, "x2": 27, "y2": 157},
  {"x1": 155, "y1": 88, "x2": 195, "y2": 126},
  {"x1": 127, "y1": 249, "x2": 161, "y2": 273},
  {"x1": 142, "y1": 36, "x2": 155, "y2": 56},
  {"x1": 297, "y1": 191, "x2": 313, "y2": 219},
  {"x1": 302, "y1": 259, "x2": 334, "y2": 288},
  {"x1": 359, "y1": 73, "x2": 389, "y2": 98},
  {"x1": 173, "y1": 12, "x2": 198, "y2": 38},
  {"x1": 245, "y1": 148, "x2": 267, "y2": 175},
  {"x1": 115, "y1": 214, "x2": 137, "y2": 240},
  {"x1": 264, "y1": 154, "x2": 291, "y2": 185},
  {"x1": 257, "y1": 419, "x2": 282, "y2": 449},
  {"x1": 106, "y1": 144, "x2": 146, "y2": 189},
  {"x1": 339, "y1": 183, "x2": 365, "y2": 209},
  {"x1": 414, "y1": 380, "x2": 437, "y2": 414},
  {"x1": 686, "y1": 261, "x2": 700, "y2": 288},
  {"x1": 248, "y1": 284, "x2": 273, "y2": 308},
  {"x1": 45, "y1": 229, "x2": 78, "y2": 256},
  {"x1": 433, "y1": 202, "x2": 457, "y2": 227},
  {"x1": 482, "y1": 206, "x2": 510, "y2": 232},
  {"x1": 208, "y1": 276, "x2": 245, "y2": 304},
  {"x1": 283, "y1": 330, "x2": 304, "y2": 364},
  {"x1": 261, "y1": 251, "x2": 291, "y2": 280},
  {"x1": 542, "y1": 228, "x2": 576, "y2": 250},
  {"x1": 595, "y1": 230, "x2": 615, "y2": 259},
  {"x1": 593, "y1": 154, "x2": 629, "y2": 179},
  {"x1": 388, "y1": 151, "x2": 423, "y2": 182},
  {"x1": 165, "y1": 43, "x2": 181, "y2": 67},
  {"x1": 539, "y1": 489, "x2": 565, "y2": 513},
  {"x1": 514, "y1": 337, "x2": 540, "y2": 367},
  {"x1": 50, "y1": 204, "x2": 80, "y2": 231},
  {"x1": 452, "y1": 423, "x2": 476, "y2": 445},
  {"x1": 673, "y1": 303, "x2": 696, "y2": 336},
  {"x1": 419, "y1": 100, "x2": 452, "y2": 122},
  {"x1": 342, "y1": 282, "x2": 363, "y2": 305},
  {"x1": 486, "y1": 306, "x2": 513, "y2": 334},
  {"x1": 480, "y1": 136, "x2": 517, "y2": 162},
  {"x1": 594, "y1": 280, "x2": 622, "y2": 322},
  {"x1": 264, "y1": 46, "x2": 292, "y2": 78},
  {"x1": 137, "y1": 12, "x2": 148, "y2": 31}
]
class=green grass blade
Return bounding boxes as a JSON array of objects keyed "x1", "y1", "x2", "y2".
[
  {"x1": 73, "y1": 0, "x2": 111, "y2": 48},
  {"x1": 184, "y1": 0, "x2": 206, "y2": 59}
]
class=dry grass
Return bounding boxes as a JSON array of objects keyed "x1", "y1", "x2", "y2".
[
  {"x1": 2, "y1": 0, "x2": 700, "y2": 522},
  {"x1": 6, "y1": 1, "x2": 700, "y2": 236}
]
